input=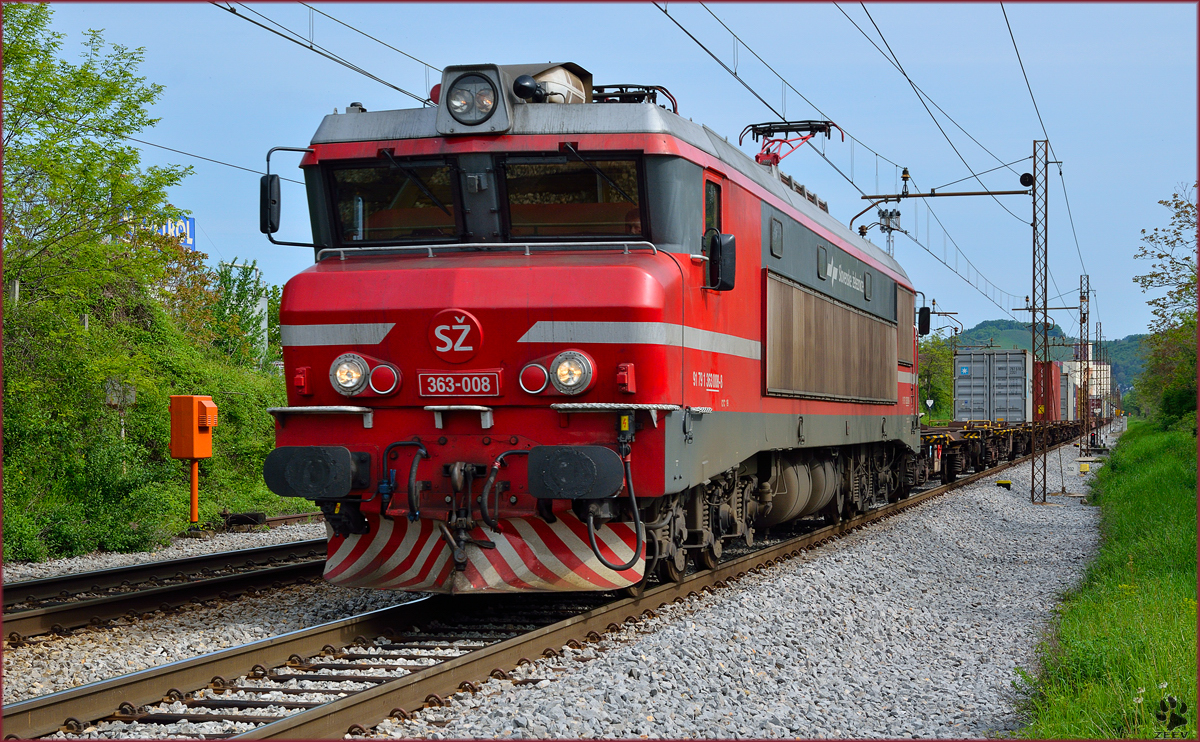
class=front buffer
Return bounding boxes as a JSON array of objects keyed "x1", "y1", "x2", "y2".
[{"x1": 263, "y1": 432, "x2": 647, "y2": 594}]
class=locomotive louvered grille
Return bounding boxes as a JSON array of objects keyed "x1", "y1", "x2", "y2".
[
  {"x1": 897, "y1": 288, "x2": 915, "y2": 368},
  {"x1": 765, "y1": 273, "x2": 897, "y2": 403}
]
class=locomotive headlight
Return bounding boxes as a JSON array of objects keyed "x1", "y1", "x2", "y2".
[
  {"x1": 475, "y1": 86, "x2": 495, "y2": 116},
  {"x1": 445, "y1": 73, "x2": 497, "y2": 126},
  {"x1": 330, "y1": 353, "x2": 369, "y2": 396},
  {"x1": 447, "y1": 86, "x2": 474, "y2": 116},
  {"x1": 550, "y1": 351, "x2": 593, "y2": 395}
]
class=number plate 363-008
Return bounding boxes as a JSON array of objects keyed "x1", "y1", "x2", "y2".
[{"x1": 417, "y1": 370, "x2": 502, "y2": 397}]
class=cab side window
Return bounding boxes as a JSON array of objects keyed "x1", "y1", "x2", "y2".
[
  {"x1": 705, "y1": 180, "x2": 722, "y2": 234},
  {"x1": 704, "y1": 180, "x2": 723, "y2": 286},
  {"x1": 770, "y1": 218, "x2": 784, "y2": 258}
]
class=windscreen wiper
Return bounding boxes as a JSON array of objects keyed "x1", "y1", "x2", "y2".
[
  {"x1": 381, "y1": 151, "x2": 452, "y2": 216},
  {"x1": 562, "y1": 143, "x2": 638, "y2": 205}
]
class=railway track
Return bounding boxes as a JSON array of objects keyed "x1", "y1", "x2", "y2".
[
  {"x1": 3, "y1": 445, "x2": 1067, "y2": 740},
  {"x1": 3, "y1": 540, "x2": 327, "y2": 642},
  {"x1": 219, "y1": 512, "x2": 324, "y2": 530}
]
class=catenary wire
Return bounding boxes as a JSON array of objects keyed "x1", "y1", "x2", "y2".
[
  {"x1": 37, "y1": 109, "x2": 306, "y2": 185},
  {"x1": 932, "y1": 157, "x2": 1031, "y2": 192},
  {"x1": 698, "y1": 2, "x2": 900, "y2": 170},
  {"x1": 832, "y1": 2, "x2": 1075, "y2": 323},
  {"x1": 1056, "y1": 167, "x2": 1089, "y2": 275},
  {"x1": 658, "y1": 3, "x2": 1022, "y2": 317},
  {"x1": 833, "y1": 2, "x2": 1024, "y2": 180},
  {"x1": 668, "y1": 2, "x2": 1021, "y2": 314},
  {"x1": 126, "y1": 135, "x2": 305, "y2": 186},
  {"x1": 905, "y1": 173, "x2": 1021, "y2": 317},
  {"x1": 857, "y1": 3, "x2": 1028, "y2": 226},
  {"x1": 212, "y1": 3, "x2": 428, "y2": 104},
  {"x1": 1000, "y1": 4, "x2": 1089, "y2": 279},
  {"x1": 298, "y1": 3, "x2": 441, "y2": 74},
  {"x1": 1000, "y1": 2, "x2": 1048, "y2": 140}
]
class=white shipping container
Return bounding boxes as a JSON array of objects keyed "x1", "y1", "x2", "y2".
[
  {"x1": 1061, "y1": 372, "x2": 1078, "y2": 421},
  {"x1": 953, "y1": 349, "x2": 1033, "y2": 424}
]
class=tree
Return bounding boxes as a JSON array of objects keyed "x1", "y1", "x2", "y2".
[
  {"x1": 1132, "y1": 183, "x2": 1197, "y2": 431},
  {"x1": 917, "y1": 333, "x2": 956, "y2": 421},
  {"x1": 1, "y1": 9, "x2": 301, "y2": 563},
  {"x1": 2, "y1": 3, "x2": 190, "y2": 299},
  {"x1": 211, "y1": 260, "x2": 270, "y2": 368},
  {"x1": 1134, "y1": 183, "x2": 1198, "y2": 333}
]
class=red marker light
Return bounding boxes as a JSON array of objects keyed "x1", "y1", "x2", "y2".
[
  {"x1": 430, "y1": 83, "x2": 441, "y2": 104},
  {"x1": 519, "y1": 364, "x2": 549, "y2": 394},
  {"x1": 369, "y1": 364, "x2": 400, "y2": 395}
]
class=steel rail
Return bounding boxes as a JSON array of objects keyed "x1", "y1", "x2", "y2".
[
  {"x1": 4, "y1": 541, "x2": 327, "y2": 640},
  {"x1": 2, "y1": 599, "x2": 442, "y2": 739},
  {"x1": 262, "y1": 513, "x2": 323, "y2": 528},
  {"x1": 4, "y1": 443, "x2": 1065, "y2": 740},
  {"x1": 4, "y1": 561, "x2": 326, "y2": 641},
  {"x1": 4, "y1": 540, "x2": 326, "y2": 610}
]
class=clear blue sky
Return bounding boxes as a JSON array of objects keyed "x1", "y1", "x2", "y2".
[{"x1": 45, "y1": 2, "x2": 1197, "y2": 340}]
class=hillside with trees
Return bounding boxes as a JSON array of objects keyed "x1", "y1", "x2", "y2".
[{"x1": 951, "y1": 319, "x2": 1146, "y2": 392}]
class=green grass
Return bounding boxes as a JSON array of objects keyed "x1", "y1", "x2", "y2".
[{"x1": 1017, "y1": 421, "x2": 1197, "y2": 739}]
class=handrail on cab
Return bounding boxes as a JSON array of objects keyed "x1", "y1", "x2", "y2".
[{"x1": 316, "y1": 241, "x2": 659, "y2": 262}]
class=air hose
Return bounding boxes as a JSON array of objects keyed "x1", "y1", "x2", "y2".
[
  {"x1": 381, "y1": 441, "x2": 429, "y2": 522},
  {"x1": 478, "y1": 449, "x2": 529, "y2": 530},
  {"x1": 586, "y1": 460, "x2": 644, "y2": 573}
]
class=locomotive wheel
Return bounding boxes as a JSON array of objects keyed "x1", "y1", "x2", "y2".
[
  {"x1": 658, "y1": 551, "x2": 687, "y2": 583},
  {"x1": 692, "y1": 544, "x2": 719, "y2": 571}
]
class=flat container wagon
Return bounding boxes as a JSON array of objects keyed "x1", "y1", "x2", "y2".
[{"x1": 953, "y1": 349, "x2": 1033, "y2": 424}]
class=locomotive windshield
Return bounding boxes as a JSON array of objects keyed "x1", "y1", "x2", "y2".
[
  {"x1": 330, "y1": 163, "x2": 458, "y2": 243},
  {"x1": 502, "y1": 156, "x2": 643, "y2": 238}
]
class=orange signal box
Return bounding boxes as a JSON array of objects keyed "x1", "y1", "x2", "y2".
[
  {"x1": 170, "y1": 395, "x2": 218, "y2": 524},
  {"x1": 170, "y1": 395, "x2": 219, "y2": 459}
]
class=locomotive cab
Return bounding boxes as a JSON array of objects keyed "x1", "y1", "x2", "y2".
[{"x1": 261, "y1": 62, "x2": 922, "y2": 594}]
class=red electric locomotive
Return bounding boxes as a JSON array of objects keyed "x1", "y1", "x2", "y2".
[{"x1": 260, "y1": 62, "x2": 926, "y2": 594}]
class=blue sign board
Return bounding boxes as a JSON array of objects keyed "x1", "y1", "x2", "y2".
[
  {"x1": 157, "y1": 217, "x2": 196, "y2": 250},
  {"x1": 959, "y1": 365, "x2": 970, "y2": 376}
]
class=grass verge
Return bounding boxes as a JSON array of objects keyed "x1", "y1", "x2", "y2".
[{"x1": 1017, "y1": 421, "x2": 1197, "y2": 738}]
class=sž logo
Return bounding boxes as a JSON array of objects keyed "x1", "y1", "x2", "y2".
[{"x1": 428, "y1": 308, "x2": 483, "y2": 363}]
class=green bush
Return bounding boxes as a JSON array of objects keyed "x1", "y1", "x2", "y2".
[{"x1": 2, "y1": 283, "x2": 306, "y2": 563}]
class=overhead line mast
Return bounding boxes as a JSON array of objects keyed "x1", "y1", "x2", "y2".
[
  {"x1": 1078, "y1": 275, "x2": 1092, "y2": 454},
  {"x1": 1030, "y1": 140, "x2": 1051, "y2": 504}
]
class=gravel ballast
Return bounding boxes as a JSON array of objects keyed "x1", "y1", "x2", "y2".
[
  {"x1": 8, "y1": 428, "x2": 1118, "y2": 738},
  {"x1": 3, "y1": 522, "x2": 327, "y2": 584},
  {"x1": 2, "y1": 581, "x2": 414, "y2": 703},
  {"x1": 362, "y1": 444, "x2": 1103, "y2": 739}
]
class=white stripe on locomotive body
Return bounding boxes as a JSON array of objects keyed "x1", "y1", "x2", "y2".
[
  {"x1": 281, "y1": 323, "x2": 395, "y2": 346},
  {"x1": 387, "y1": 527, "x2": 446, "y2": 586},
  {"x1": 504, "y1": 519, "x2": 604, "y2": 590},
  {"x1": 486, "y1": 529, "x2": 559, "y2": 590},
  {"x1": 325, "y1": 515, "x2": 642, "y2": 592},
  {"x1": 353, "y1": 516, "x2": 425, "y2": 584},
  {"x1": 398, "y1": 544, "x2": 450, "y2": 590},
  {"x1": 517, "y1": 320, "x2": 761, "y2": 360},
  {"x1": 898, "y1": 370, "x2": 918, "y2": 384}
]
